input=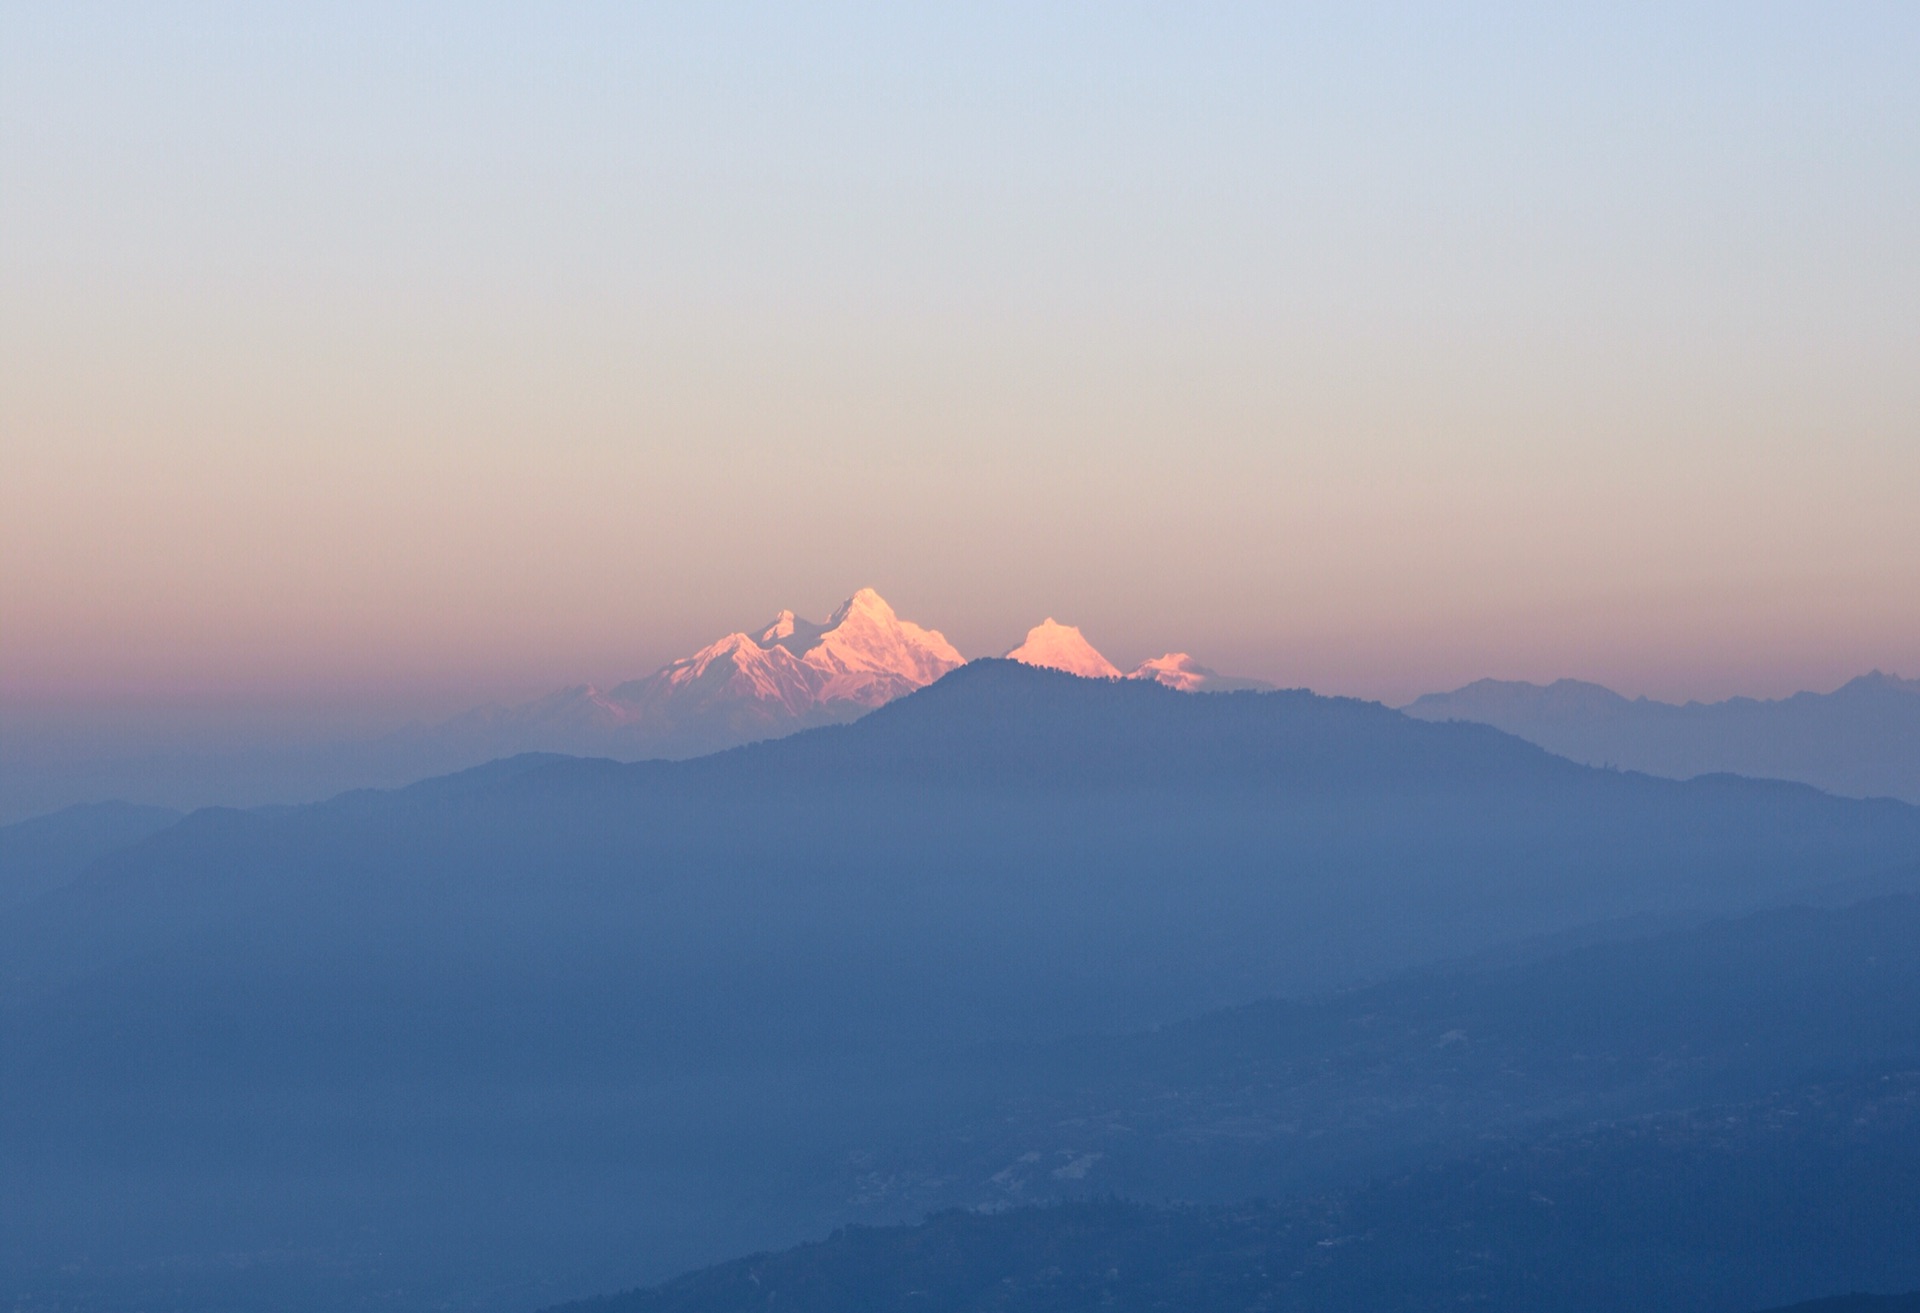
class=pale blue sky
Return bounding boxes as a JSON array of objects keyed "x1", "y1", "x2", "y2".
[{"x1": 3, "y1": 3, "x2": 1917, "y2": 716}]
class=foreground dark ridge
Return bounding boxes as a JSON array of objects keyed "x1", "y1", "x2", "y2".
[
  {"x1": 550, "y1": 1074, "x2": 1920, "y2": 1313},
  {"x1": 821, "y1": 894, "x2": 1920, "y2": 1213}
]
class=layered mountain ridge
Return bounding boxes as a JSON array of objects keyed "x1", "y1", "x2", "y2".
[
  {"x1": 1407, "y1": 670, "x2": 1920, "y2": 803},
  {"x1": 11, "y1": 666, "x2": 1920, "y2": 1311}
]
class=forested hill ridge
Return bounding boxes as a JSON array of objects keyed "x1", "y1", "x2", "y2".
[{"x1": 707, "y1": 658, "x2": 1579, "y2": 786}]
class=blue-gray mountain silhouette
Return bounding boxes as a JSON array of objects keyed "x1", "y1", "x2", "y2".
[
  {"x1": 1407, "y1": 671, "x2": 1920, "y2": 803},
  {"x1": 7, "y1": 661, "x2": 1920, "y2": 1310}
]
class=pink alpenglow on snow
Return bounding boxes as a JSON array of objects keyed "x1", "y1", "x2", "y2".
[
  {"x1": 1130, "y1": 653, "x2": 1276, "y2": 693},
  {"x1": 616, "y1": 587, "x2": 964, "y2": 718},
  {"x1": 1131, "y1": 653, "x2": 1213, "y2": 692},
  {"x1": 1004, "y1": 619, "x2": 1123, "y2": 680},
  {"x1": 429, "y1": 589, "x2": 965, "y2": 760}
]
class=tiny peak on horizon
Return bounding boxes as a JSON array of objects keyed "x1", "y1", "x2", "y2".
[
  {"x1": 1131, "y1": 652, "x2": 1209, "y2": 692},
  {"x1": 1129, "y1": 651, "x2": 1276, "y2": 693}
]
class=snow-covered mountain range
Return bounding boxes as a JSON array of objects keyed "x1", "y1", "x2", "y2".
[
  {"x1": 428, "y1": 589, "x2": 963, "y2": 760},
  {"x1": 423, "y1": 591, "x2": 1269, "y2": 763},
  {"x1": 612, "y1": 586, "x2": 964, "y2": 721}
]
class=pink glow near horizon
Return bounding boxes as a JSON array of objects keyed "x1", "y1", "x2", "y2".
[{"x1": 4, "y1": 8, "x2": 1917, "y2": 724}]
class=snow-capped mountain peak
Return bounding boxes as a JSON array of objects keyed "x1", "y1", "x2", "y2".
[
  {"x1": 1005, "y1": 619, "x2": 1122, "y2": 680},
  {"x1": 1132, "y1": 652, "x2": 1212, "y2": 691},
  {"x1": 609, "y1": 589, "x2": 965, "y2": 726},
  {"x1": 1129, "y1": 653, "x2": 1274, "y2": 693},
  {"x1": 800, "y1": 588, "x2": 965, "y2": 703}
]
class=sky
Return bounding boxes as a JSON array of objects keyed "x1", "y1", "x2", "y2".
[{"x1": 4, "y1": 2, "x2": 1918, "y2": 732}]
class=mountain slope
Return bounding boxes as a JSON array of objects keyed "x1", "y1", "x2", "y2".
[
  {"x1": 1407, "y1": 672, "x2": 1920, "y2": 803},
  {"x1": 0, "y1": 800, "x2": 181, "y2": 914},
  {"x1": 555, "y1": 1073, "x2": 1920, "y2": 1313},
  {"x1": 11, "y1": 662, "x2": 1920, "y2": 1021},
  {"x1": 827, "y1": 894, "x2": 1920, "y2": 1214}
]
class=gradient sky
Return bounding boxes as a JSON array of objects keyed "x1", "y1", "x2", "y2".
[{"x1": 4, "y1": 3, "x2": 1918, "y2": 728}]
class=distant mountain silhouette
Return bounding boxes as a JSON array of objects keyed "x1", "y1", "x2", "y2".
[
  {"x1": 8, "y1": 664, "x2": 1920, "y2": 1310},
  {"x1": 0, "y1": 800, "x2": 180, "y2": 914},
  {"x1": 11, "y1": 662, "x2": 1920, "y2": 1030},
  {"x1": 1407, "y1": 672, "x2": 1920, "y2": 803}
]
